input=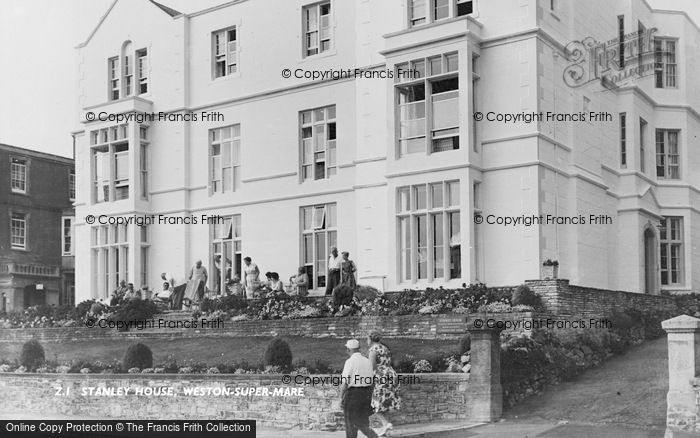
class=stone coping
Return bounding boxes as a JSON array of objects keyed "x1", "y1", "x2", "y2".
[{"x1": 0, "y1": 372, "x2": 469, "y2": 381}]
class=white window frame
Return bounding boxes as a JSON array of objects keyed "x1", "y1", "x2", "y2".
[
  {"x1": 123, "y1": 51, "x2": 133, "y2": 97},
  {"x1": 300, "y1": 105, "x2": 336, "y2": 181},
  {"x1": 140, "y1": 225, "x2": 149, "y2": 288},
  {"x1": 139, "y1": 125, "x2": 149, "y2": 199},
  {"x1": 301, "y1": 203, "x2": 337, "y2": 291},
  {"x1": 655, "y1": 38, "x2": 677, "y2": 89},
  {"x1": 10, "y1": 212, "x2": 27, "y2": 250},
  {"x1": 397, "y1": 181, "x2": 460, "y2": 283},
  {"x1": 655, "y1": 129, "x2": 680, "y2": 179},
  {"x1": 137, "y1": 48, "x2": 148, "y2": 94},
  {"x1": 62, "y1": 216, "x2": 75, "y2": 256},
  {"x1": 69, "y1": 169, "x2": 76, "y2": 200},
  {"x1": 660, "y1": 217, "x2": 683, "y2": 286},
  {"x1": 209, "y1": 124, "x2": 241, "y2": 195},
  {"x1": 10, "y1": 157, "x2": 27, "y2": 194},
  {"x1": 619, "y1": 113, "x2": 626, "y2": 168},
  {"x1": 210, "y1": 215, "x2": 242, "y2": 294},
  {"x1": 213, "y1": 26, "x2": 238, "y2": 78},
  {"x1": 90, "y1": 124, "x2": 129, "y2": 203},
  {"x1": 640, "y1": 117, "x2": 647, "y2": 172},
  {"x1": 303, "y1": 1, "x2": 332, "y2": 58},
  {"x1": 396, "y1": 52, "x2": 459, "y2": 157},
  {"x1": 91, "y1": 224, "x2": 130, "y2": 299},
  {"x1": 408, "y1": 0, "x2": 473, "y2": 27},
  {"x1": 109, "y1": 56, "x2": 120, "y2": 101}
]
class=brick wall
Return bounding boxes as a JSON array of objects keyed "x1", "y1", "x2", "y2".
[
  {"x1": 525, "y1": 279, "x2": 677, "y2": 318},
  {"x1": 0, "y1": 373, "x2": 472, "y2": 430}
]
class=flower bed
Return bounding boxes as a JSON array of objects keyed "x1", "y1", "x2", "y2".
[
  {"x1": 0, "y1": 284, "x2": 521, "y2": 329},
  {"x1": 198, "y1": 283, "x2": 516, "y2": 322}
]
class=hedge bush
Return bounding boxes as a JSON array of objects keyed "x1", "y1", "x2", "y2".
[
  {"x1": 123, "y1": 343, "x2": 154, "y2": 370},
  {"x1": 20, "y1": 339, "x2": 45, "y2": 371},
  {"x1": 263, "y1": 337, "x2": 292, "y2": 370},
  {"x1": 109, "y1": 300, "x2": 158, "y2": 331},
  {"x1": 511, "y1": 284, "x2": 541, "y2": 308}
]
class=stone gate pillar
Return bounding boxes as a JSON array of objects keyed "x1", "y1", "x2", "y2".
[
  {"x1": 662, "y1": 315, "x2": 700, "y2": 435},
  {"x1": 467, "y1": 316, "x2": 503, "y2": 422}
]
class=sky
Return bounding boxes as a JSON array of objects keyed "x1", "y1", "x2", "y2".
[{"x1": 0, "y1": 0, "x2": 697, "y2": 159}]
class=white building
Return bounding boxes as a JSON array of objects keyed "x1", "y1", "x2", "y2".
[{"x1": 73, "y1": 0, "x2": 700, "y2": 302}]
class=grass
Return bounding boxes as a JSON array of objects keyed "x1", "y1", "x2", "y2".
[{"x1": 0, "y1": 336, "x2": 459, "y2": 371}]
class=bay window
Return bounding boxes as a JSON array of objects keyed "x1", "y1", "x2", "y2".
[
  {"x1": 396, "y1": 52, "x2": 459, "y2": 156},
  {"x1": 398, "y1": 181, "x2": 460, "y2": 282}
]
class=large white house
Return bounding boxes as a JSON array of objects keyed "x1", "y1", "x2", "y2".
[{"x1": 72, "y1": 0, "x2": 700, "y2": 302}]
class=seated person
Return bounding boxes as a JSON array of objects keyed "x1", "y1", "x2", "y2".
[
  {"x1": 124, "y1": 283, "x2": 141, "y2": 301},
  {"x1": 154, "y1": 282, "x2": 173, "y2": 307},
  {"x1": 268, "y1": 272, "x2": 285, "y2": 294},
  {"x1": 292, "y1": 267, "x2": 309, "y2": 297},
  {"x1": 226, "y1": 275, "x2": 244, "y2": 297},
  {"x1": 110, "y1": 280, "x2": 128, "y2": 306}
]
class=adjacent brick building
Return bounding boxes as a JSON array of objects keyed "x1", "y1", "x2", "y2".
[{"x1": 0, "y1": 144, "x2": 75, "y2": 311}]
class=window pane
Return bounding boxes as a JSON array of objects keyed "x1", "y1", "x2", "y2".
[
  {"x1": 429, "y1": 56, "x2": 442, "y2": 75},
  {"x1": 434, "y1": 0, "x2": 449, "y2": 20},
  {"x1": 327, "y1": 204, "x2": 337, "y2": 228},
  {"x1": 398, "y1": 187, "x2": 410, "y2": 212},
  {"x1": 411, "y1": 60, "x2": 425, "y2": 78},
  {"x1": 448, "y1": 181, "x2": 460, "y2": 206},
  {"x1": 449, "y1": 212, "x2": 461, "y2": 278},
  {"x1": 445, "y1": 53, "x2": 459, "y2": 72},
  {"x1": 416, "y1": 215, "x2": 427, "y2": 279},
  {"x1": 431, "y1": 183, "x2": 443, "y2": 208},
  {"x1": 433, "y1": 213, "x2": 444, "y2": 278},
  {"x1": 400, "y1": 217, "x2": 410, "y2": 281},
  {"x1": 415, "y1": 185, "x2": 427, "y2": 210}
]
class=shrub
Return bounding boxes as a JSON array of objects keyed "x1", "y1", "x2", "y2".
[
  {"x1": 511, "y1": 284, "x2": 541, "y2": 308},
  {"x1": 109, "y1": 300, "x2": 158, "y2": 331},
  {"x1": 355, "y1": 285, "x2": 381, "y2": 301},
  {"x1": 20, "y1": 339, "x2": 45, "y2": 371},
  {"x1": 263, "y1": 337, "x2": 292, "y2": 370},
  {"x1": 332, "y1": 285, "x2": 355, "y2": 309},
  {"x1": 458, "y1": 334, "x2": 471, "y2": 354},
  {"x1": 123, "y1": 343, "x2": 154, "y2": 370}
]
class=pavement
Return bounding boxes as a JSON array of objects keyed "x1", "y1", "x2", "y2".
[{"x1": 257, "y1": 419, "x2": 674, "y2": 438}]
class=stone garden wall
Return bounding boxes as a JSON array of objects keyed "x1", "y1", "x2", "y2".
[
  {"x1": 526, "y1": 279, "x2": 677, "y2": 318},
  {"x1": 0, "y1": 313, "x2": 538, "y2": 343},
  {"x1": 0, "y1": 373, "x2": 472, "y2": 430}
]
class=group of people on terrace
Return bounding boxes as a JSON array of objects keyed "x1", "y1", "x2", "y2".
[{"x1": 147, "y1": 246, "x2": 358, "y2": 309}]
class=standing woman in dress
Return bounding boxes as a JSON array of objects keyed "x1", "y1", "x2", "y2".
[
  {"x1": 243, "y1": 257, "x2": 260, "y2": 299},
  {"x1": 340, "y1": 251, "x2": 357, "y2": 288},
  {"x1": 367, "y1": 331, "x2": 401, "y2": 436}
]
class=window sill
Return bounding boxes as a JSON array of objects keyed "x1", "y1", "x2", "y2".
[
  {"x1": 11, "y1": 190, "x2": 28, "y2": 196},
  {"x1": 210, "y1": 71, "x2": 242, "y2": 84},
  {"x1": 300, "y1": 49, "x2": 337, "y2": 63},
  {"x1": 11, "y1": 247, "x2": 28, "y2": 252}
]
